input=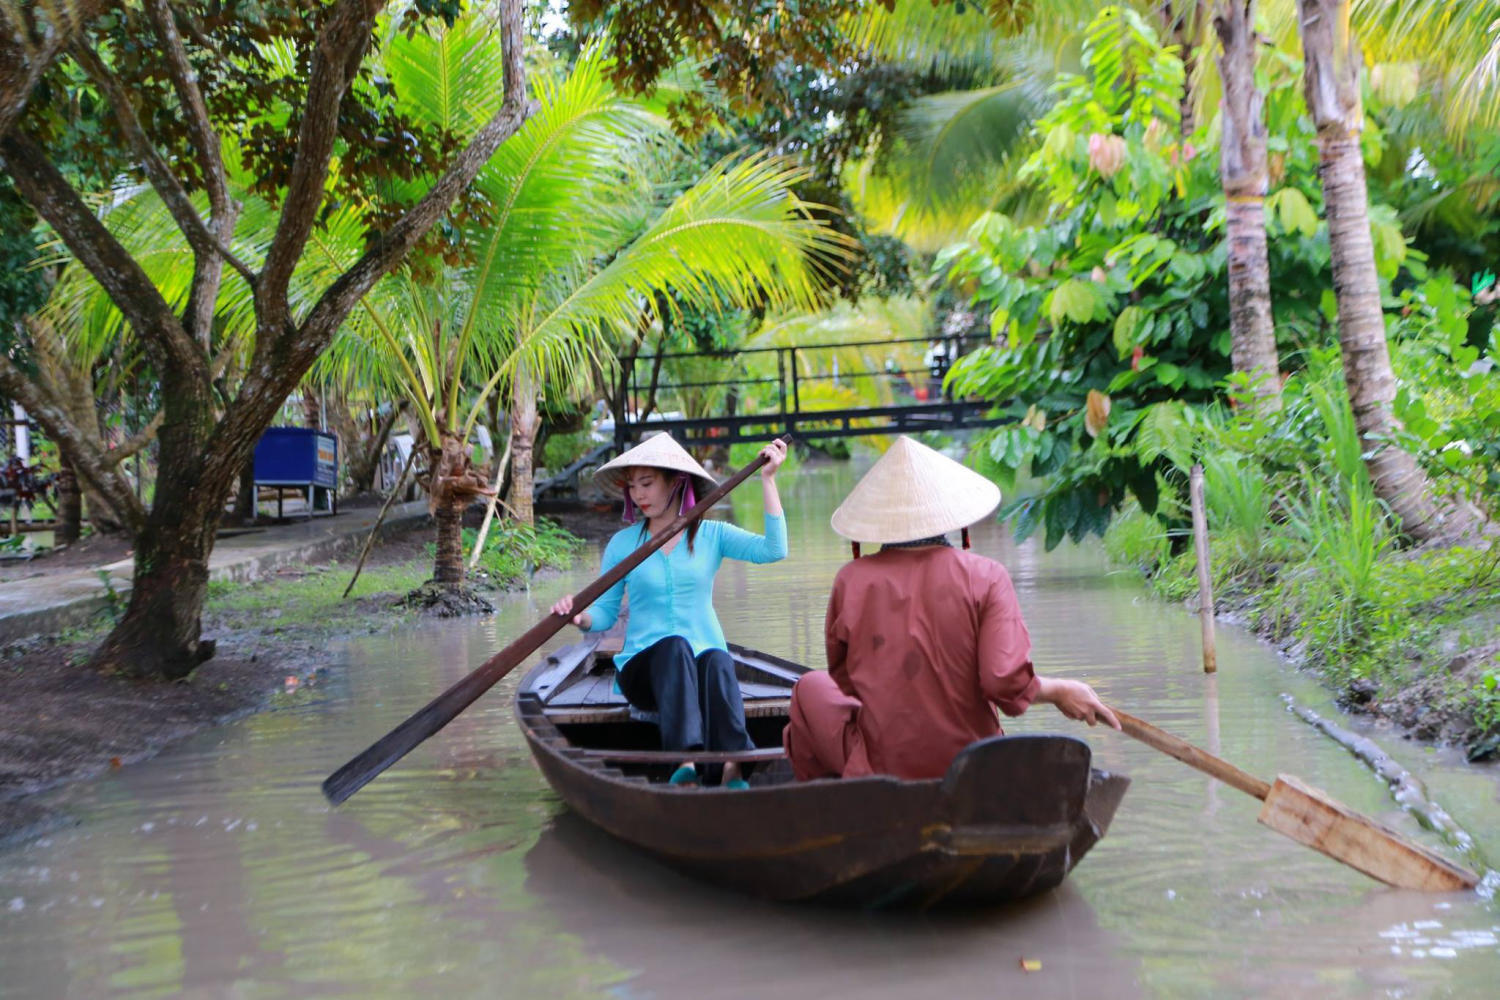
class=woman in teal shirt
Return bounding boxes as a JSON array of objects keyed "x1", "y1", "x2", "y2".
[{"x1": 551, "y1": 434, "x2": 788, "y2": 789}]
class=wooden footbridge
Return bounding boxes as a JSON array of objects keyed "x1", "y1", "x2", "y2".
[{"x1": 608, "y1": 334, "x2": 1004, "y2": 450}]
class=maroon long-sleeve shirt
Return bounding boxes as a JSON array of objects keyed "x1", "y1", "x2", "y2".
[{"x1": 823, "y1": 545, "x2": 1041, "y2": 779}]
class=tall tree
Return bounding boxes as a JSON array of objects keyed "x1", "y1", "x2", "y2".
[
  {"x1": 1295, "y1": 0, "x2": 1455, "y2": 540},
  {"x1": 1215, "y1": 0, "x2": 1282, "y2": 411},
  {"x1": 0, "y1": 0, "x2": 537, "y2": 679}
]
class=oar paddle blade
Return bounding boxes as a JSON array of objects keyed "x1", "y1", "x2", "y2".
[{"x1": 1258, "y1": 774, "x2": 1479, "y2": 892}]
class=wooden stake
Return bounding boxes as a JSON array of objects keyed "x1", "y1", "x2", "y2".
[
  {"x1": 1189, "y1": 462, "x2": 1217, "y2": 673},
  {"x1": 467, "y1": 437, "x2": 513, "y2": 570},
  {"x1": 341, "y1": 446, "x2": 418, "y2": 600}
]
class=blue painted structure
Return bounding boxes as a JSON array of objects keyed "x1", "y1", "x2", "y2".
[{"x1": 253, "y1": 427, "x2": 338, "y2": 518}]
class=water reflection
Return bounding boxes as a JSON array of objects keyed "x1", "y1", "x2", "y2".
[
  {"x1": 0, "y1": 459, "x2": 1496, "y2": 998},
  {"x1": 523, "y1": 810, "x2": 1142, "y2": 1000}
]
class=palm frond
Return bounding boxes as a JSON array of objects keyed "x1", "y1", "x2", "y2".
[{"x1": 459, "y1": 154, "x2": 854, "y2": 439}]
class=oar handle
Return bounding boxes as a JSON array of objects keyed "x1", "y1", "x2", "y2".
[
  {"x1": 1113, "y1": 708, "x2": 1272, "y2": 801},
  {"x1": 322, "y1": 435, "x2": 792, "y2": 805}
]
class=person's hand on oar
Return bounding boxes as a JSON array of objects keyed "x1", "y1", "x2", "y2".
[
  {"x1": 550, "y1": 594, "x2": 590, "y2": 630},
  {"x1": 1035, "y1": 677, "x2": 1121, "y2": 729}
]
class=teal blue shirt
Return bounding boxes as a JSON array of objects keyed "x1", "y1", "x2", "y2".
[{"x1": 587, "y1": 512, "x2": 788, "y2": 669}]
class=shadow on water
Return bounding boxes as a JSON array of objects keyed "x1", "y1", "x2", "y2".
[{"x1": 0, "y1": 458, "x2": 1497, "y2": 998}]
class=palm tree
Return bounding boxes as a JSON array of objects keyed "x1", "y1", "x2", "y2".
[
  {"x1": 1294, "y1": 0, "x2": 1461, "y2": 541},
  {"x1": 320, "y1": 43, "x2": 844, "y2": 591},
  {"x1": 1215, "y1": 0, "x2": 1283, "y2": 411}
]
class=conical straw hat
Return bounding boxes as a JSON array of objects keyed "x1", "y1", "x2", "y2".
[
  {"x1": 594, "y1": 432, "x2": 718, "y2": 499},
  {"x1": 830, "y1": 436, "x2": 1000, "y2": 543}
]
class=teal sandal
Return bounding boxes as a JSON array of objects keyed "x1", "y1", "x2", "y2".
[
  {"x1": 668, "y1": 763, "x2": 699, "y2": 787},
  {"x1": 723, "y1": 778, "x2": 750, "y2": 791}
]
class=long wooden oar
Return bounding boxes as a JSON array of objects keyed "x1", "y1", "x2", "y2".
[
  {"x1": 322, "y1": 436, "x2": 790, "y2": 805},
  {"x1": 1114, "y1": 709, "x2": 1479, "y2": 891}
]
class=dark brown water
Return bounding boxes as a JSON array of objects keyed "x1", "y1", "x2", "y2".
[{"x1": 2, "y1": 460, "x2": 1497, "y2": 999}]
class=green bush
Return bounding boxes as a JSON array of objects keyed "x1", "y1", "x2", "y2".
[
  {"x1": 452, "y1": 517, "x2": 584, "y2": 588},
  {"x1": 541, "y1": 431, "x2": 595, "y2": 472}
]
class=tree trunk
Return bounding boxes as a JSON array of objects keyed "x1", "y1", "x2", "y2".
[
  {"x1": 508, "y1": 366, "x2": 539, "y2": 526},
  {"x1": 54, "y1": 459, "x2": 81, "y2": 545},
  {"x1": 1216, "y1": 0, "x2": 1281, "y2": 412},
  {"x1": 234, "y1": 456, "x2": 255, "y2": 524},
  {"x1": 89, "y1": 485, "x2": 220, "y2": 679},
  {"x1": 91, "y1": 349, "x2": 226, "y2": 678},
  {"x1": 1297, "y1": 0, "x2": 1448, "y2": 542},
  {"x1": 339, "y1": 401, "x2": 402, "y2": 495},
  {"x1": 431, "y1": 489, "x2": 466, "y2": 586},
  {"x1": 301, "y1": 387, "x2": 321, "y2": 428},
  {"x1": 423, "y1": 430, "x2": 492, "y2": 587}
]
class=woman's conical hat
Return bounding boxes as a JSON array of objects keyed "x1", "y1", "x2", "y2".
[
  {"x1": 830, "y1": 436, "x2": 1000, "y2": 543},
  {"x1": 594, "y1": 432, "x2": 718, "y2": 499}
]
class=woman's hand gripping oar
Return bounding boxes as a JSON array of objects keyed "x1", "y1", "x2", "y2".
[
  {"x1": 1112, "y1": 708, "x2": 1479, "y2": 892},
  {"x1": 321, "y1": 435, "x2": 792, "y2": 806}
]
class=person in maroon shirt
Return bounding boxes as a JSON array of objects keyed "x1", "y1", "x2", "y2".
[{"x1": 783, "y1": 436, "x2": 1119, "y2": 781}]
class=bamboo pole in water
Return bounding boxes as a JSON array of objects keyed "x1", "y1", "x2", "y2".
[{"x1": 1189, "y1": 463, "x2": 1217, "y2": 673}]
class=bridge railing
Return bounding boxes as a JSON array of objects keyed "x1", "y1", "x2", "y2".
[{"x1": 614, "y1": 333, "x2": 1000, "y2": 448}]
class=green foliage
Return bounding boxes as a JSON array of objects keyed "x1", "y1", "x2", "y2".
[
  {"x1": 1388, "y1": 276, "x2": 1500, "y2": 518},
  {"x1": 434, "y1": 518, "x2": 584, "y2": 589},
  {"x1": 205, "y1": 562, "x2": 429, "y2": 631},
  {"x1": 934, "y1": 5, "x2": 1461, "y2": 550},
  {"x1": 94, "y1": 569, "x2": 124, "y2": 623},
  {"x1": 727, "y1": 440, "x2": 804, "y2": 476},
  {"x1": 541, "y1": 431, "x2": 595, "y2": 473},
  {"x1": 1474, "y1": 667, "x2": 1500, "y2": 745}
]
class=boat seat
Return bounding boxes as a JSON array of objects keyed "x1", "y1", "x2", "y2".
[{"x1": 544, "y1": 697, "x2": 790, "y2": 725}]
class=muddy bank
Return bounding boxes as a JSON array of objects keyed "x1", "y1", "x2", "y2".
[
  {"x1": 1210, "y1": 573, "x2": 1500, "y2": 762},
  {"x1": 0, "y1": 502, "x2": 614, "y2": 845}
]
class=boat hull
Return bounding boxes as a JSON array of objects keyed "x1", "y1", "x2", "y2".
[{"x1": 515, "y1": 640, "x2": 1128, "y2": 908}]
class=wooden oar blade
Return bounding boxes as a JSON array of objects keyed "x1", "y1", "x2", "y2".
[{"x1": 1258, "y1": 774, "x2": 1479, "y2": 892}]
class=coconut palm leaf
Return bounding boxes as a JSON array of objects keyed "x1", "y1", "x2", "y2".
[
  {"x1": 460, "y1": 153, "x2": 853, "y2": 440},
  {"x1": 1352, "y1": 0, "x2": 1500, "y2": 133}
]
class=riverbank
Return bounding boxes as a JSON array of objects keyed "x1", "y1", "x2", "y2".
[
  {"x1": 1105, "y1": 506, "x2": 1500, "y2": 761},
  {"x1": 0, "y1": 502, "x2": 609, "y2": 844}
]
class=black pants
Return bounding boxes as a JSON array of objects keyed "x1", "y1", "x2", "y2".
[{"x1": 618, "y1": 636, "x2": 754, "y2": 755}]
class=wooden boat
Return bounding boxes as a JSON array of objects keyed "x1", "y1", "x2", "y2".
[{"x1": 514, "y1": 634, "x2": 1130, "y2": 908}]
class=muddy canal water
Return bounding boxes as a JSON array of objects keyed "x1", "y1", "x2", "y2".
[{"x1": 2, "y1": 461, "x2": 1498, "y2": 998}]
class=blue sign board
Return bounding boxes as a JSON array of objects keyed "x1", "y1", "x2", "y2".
[{"x1": 254, "y1": 427, "x2": 338, "y2": 489}]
